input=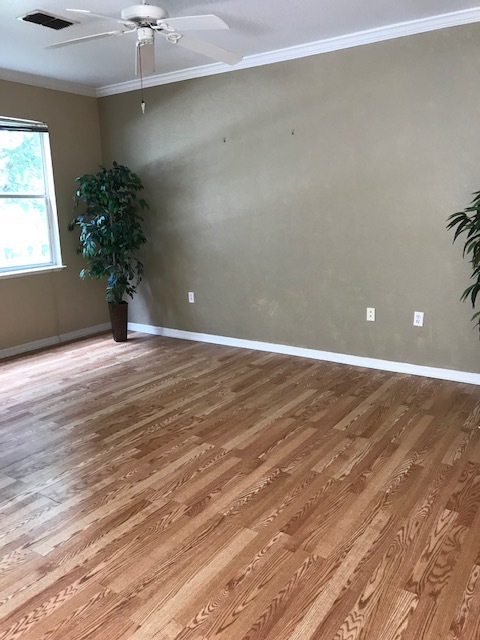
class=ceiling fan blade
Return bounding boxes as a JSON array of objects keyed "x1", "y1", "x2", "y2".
[
  {"x1": 136, "y1": 41, "x2": 155, "y2": 76},
  {"x1": 66, "y1": 9, "x2": 133, "y2": 27},
  {"x1": 161, "y1": 15, "x2": 229, "y2": 31},
  {"x1": 170, "y1": 34, "x2": 242, "y2": 65},
  {"x1": 45, "y1": 30, "x2": 127, "y2": 49}
]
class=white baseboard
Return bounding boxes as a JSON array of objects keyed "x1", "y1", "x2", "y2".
[
  {"x1": 0, "y1": 323, "x2": 111, "y2": 360},
  {"x1": 129, "y1": 322, "x2": 480, "y2": 386}
]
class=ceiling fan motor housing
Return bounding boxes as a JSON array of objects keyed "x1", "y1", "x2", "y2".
[{"x1": 121, "y1": 4, "x2": 169, "y2": 24}]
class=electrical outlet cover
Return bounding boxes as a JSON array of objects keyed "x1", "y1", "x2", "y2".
[{"x1": 413, "y1": 311, "x2": 424, "y2": 327}]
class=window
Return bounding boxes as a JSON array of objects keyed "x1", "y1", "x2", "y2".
[{"x1": 0, "y1": 116, "x2": 63, "y2": 276}]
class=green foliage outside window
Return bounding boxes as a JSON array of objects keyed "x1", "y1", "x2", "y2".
[{"x1": 0, "y1": 132, "x2": 43, "y2": 195}]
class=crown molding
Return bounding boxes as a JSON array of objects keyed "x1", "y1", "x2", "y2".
[
  {"x1": 96, "y1": 7, "x2": 480, "y2": 97},
  {"x1": 0, "y1": 67, "x2": 96, "y2": 97}
]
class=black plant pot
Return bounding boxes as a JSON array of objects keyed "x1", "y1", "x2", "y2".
[{"x1": 108, "y1": 301, "x2": 128, "y2": 342}]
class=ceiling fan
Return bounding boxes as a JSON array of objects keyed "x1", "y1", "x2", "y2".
[{"x1": 45, "y1": 2, "x2": 243, "y2": 75}]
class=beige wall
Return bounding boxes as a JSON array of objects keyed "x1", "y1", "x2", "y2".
[
  {"x1": 0, "y1": 79, "x2": 109, "y2": 350},
  {"x1": 99, "y1": 25, "x2": 478, "y2": 373}
]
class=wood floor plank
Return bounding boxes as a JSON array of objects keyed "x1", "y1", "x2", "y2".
[
  {"x1": 0, "y1": 333, "x2": 479, "y2": 639},
  {"x1": 446, "y1": 563, "x2": 480, "y2": 640},
  {"x1": 286, "y1": 511, "x2": 391, "y2": 639}
]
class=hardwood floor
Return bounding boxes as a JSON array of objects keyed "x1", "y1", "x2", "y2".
[{"x1": 0, "y1": 332, "x2": 479, "y2": 640}]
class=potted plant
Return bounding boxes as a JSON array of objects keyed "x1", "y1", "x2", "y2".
[
  {"x1": 69, "y1": 162, "x2": 149, "y2": 342},
  {"x1": 447, "y1": 190, "x2": 480, "y2": 330}
]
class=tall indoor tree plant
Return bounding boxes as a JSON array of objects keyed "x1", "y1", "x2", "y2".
[
  {"x1": 447, "y1": 191, "x2": 480, "y2": 330},
  {"x1": 69, "y1": 162, "x2": 149, "y2": 342}
]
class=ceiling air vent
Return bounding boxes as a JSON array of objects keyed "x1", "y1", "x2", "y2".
[{"x1": 19, "y1": 11, "x2": 74, "y2": 30}]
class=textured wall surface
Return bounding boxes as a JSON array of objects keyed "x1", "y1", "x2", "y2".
[
  {"x1": 0, "y1": 80, "x2": 108, "y2": 350},
  {"x1": 99, "y1": 25, "x2": 480, "y2": 372}
]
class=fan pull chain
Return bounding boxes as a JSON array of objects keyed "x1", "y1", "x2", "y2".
[{"x1": 139, "y1": 44, "x2": 146, "y2": 114}]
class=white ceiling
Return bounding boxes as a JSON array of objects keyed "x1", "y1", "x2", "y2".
[{"x1": 1, "y1": 0, "x2": 480, "y2": 95}]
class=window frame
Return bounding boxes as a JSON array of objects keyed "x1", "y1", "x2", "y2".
[{"x1": 0, "y1": 117, "x2": 64, "y2": 279}]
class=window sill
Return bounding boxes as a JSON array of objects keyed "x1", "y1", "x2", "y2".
[{"x1": 0, "y1": 265, "x2": 67, "y2": 280}]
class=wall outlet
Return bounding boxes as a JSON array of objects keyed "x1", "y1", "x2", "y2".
[
  {"x1": 366, "y1": 307, "x2": 375, "y2": 322},
  {"x1": 188, "y1": 291, "x2": 195, "y2": 303},
  {"x1": 413, "y1": 311, "x2": 424, "y2": 327}
]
